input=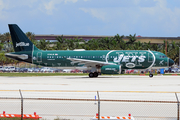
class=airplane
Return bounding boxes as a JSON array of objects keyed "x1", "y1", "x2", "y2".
[{"x1": 5, "y1": 24, "x2": 175, "y2": 78}]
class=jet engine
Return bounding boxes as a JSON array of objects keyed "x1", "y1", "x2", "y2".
[{"x1": 101, "y1": 65, "x2": 121, "y2": 74}]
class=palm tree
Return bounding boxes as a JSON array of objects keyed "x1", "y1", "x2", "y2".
[
  {"x1": 0, "y1": 44, "x2": 3, "y2": 51},
  {"x1": 26, "y1": 32, "x2": 37, "y2": 45},
  {"x1": 167, "y1": 41, "x2": 179, "y2": 64},
  {"x1": 64, "y1": 39, "x2": 74, "y2": 50},
  {"x1": 132, "y1": 41, "x2": 142, "y2": 50},
  {"x1": 56, "y1": 35, "x2": 66, "y2": 50},
  {"x1": 141, "y1": 41, "x2": 151, "y2": 50},
  {"x1": 26, "y1": 32, "x2": 35, "y2": 40},
  {"x1": 2, "y1": 32, "x2": 11, "y2": 43},
  {"x1": 126, "y1": 34, "x2": 136, "y2": 44},
  {"x1": 0, "y1": 33, "x2": 3, "y2": 43},
  {"x1": 114, "y1": 34, "x2": 124, "y2": 44},
  {"x1": 87, "y1": 39, "x2": 99, "y2": 50},
  {"x1": 37, "y1": 39, "x2": 50, "y2": 50}
]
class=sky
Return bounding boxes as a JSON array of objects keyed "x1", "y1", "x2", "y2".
[{"x1": 0, "y1": 0, "x2": 180, "y2": 37}]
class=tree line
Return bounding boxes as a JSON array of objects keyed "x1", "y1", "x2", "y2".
[{"x1": 0, "y1": 32, "x2": 180, "y2": 66}]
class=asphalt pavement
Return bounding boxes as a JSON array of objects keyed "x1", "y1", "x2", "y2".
[{"x1": 0, "y1": 75, "x2": 179, "y2": 120}]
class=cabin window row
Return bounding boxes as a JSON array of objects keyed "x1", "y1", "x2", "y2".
[
  {"x1": 46, "y1": 56, "x2": 120, "y2": 59},
  {"x1": 47, "y1": 56, "x2": 104, "y2": 59}
]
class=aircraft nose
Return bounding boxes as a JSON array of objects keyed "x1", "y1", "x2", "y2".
[{"x1": 169, "y1": 58, "x2": 174, "y2": 66}]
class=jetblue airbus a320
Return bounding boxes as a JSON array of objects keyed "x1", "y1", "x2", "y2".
[{"x1": 5, "y1": 24, "x2": 174, "y2": 77}]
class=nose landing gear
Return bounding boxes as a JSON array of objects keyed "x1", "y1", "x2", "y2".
[{"x1": 149, "y1": 74, "x2": 153, "y2": 78}]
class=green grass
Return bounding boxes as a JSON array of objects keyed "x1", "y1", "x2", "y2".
[
  {"x1": 0, "y1": 72, "x2": 88, "y2": 77},
  {"x1": 0, "y1": 72, "x2": 179, "y2": 77}
]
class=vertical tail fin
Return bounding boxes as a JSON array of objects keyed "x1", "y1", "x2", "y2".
[{"x1": 8, "y1": 24, "x2": 39, "y2": 52}]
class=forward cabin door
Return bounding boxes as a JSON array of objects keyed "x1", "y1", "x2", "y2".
[{"x1": 148, "y1": 52, "x2": 154, "y2": 66}]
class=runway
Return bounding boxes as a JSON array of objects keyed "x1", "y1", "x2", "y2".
[{"x1": 0, "y1": 75, "x2": 179, "y2": 120}]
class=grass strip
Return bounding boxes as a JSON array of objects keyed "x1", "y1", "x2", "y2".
[
  {"x1": 0, "y1": 73, "x2": 88, "y2": 77},
  {"x1": 0, "y1": 72, "x2": 179, "y2": 77}
]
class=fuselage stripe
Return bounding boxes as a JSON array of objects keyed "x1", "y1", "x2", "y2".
[
  {"x1": 147, "y1": 50, "x2": 156, "y2": 69},
  {"x1": 106, "y1": 50, "x2": 115, "y2": 63}
]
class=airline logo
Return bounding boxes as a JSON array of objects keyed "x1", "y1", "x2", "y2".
[
  {"x1": 16, "y1": 42, "x2": 29, "y2": 47},
  {"x1": 113, "y1": 54, "x2": 146, "y2": 63},
  {"x1": 113, "y1": 53, "x2": 146, "y2": 68},
  {"x1": 125, "y1": 63, "x2": 136, "y2": 68}
]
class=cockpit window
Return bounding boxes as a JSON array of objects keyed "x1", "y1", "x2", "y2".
[{"x1": 160, "y1": 56, "x2": 167, "y2": 58}]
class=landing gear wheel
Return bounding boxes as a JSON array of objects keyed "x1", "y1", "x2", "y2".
[
  {"x1": 89, "y1": 72, "x2": 94, "y2": 78},
  {"x1": 149, "y1": 74, "x2": 153, "y2": 78},
  {"x1": 94, "y1": 72, "x2": 98, "y2": 77}
]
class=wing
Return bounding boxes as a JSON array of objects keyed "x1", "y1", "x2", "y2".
[{"x1": 67, "y1": 58, "x2": 116, "y2": 67}]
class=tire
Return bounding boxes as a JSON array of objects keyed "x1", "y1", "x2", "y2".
[
  {"x1": 89, "y1": 72, "x2": 94, "y2": 78},
  {"x1": 149, "y1": 74, "x2": 153, "y2": 78},
  {"x1": 94, "y1": 72, "x2": 98, "y2": 77}
]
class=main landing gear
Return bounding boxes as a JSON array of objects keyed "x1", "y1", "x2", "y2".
[{"x1": 89, "y1": 72, "x2": 98, "y2": 78}]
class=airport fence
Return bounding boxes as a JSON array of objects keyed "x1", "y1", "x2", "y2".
[{"x1": 0, "y1": 90, "x2": 179, "y2": 120}]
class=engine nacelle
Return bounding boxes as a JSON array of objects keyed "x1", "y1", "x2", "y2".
[{"x1": 101, "y1": 65, "x2": 121, "y2": 74}]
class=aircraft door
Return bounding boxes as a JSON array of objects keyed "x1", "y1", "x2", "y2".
[
  {"x1": 37, "y1": 52, "x2": 42, "y2": 62},
  {"x1": 148, "y1": 52, "x2": 153, "y2": 63}
]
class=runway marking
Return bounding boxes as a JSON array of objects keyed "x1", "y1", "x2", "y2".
[{"x1": 0, "y1": 90, "x2": 179, "y2": 93}]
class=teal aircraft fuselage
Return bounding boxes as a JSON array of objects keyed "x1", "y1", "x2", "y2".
[{"x1": 5, "y1": 24, "x2": 174, "y2": 77}]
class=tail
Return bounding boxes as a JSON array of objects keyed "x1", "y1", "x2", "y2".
[
  {"x1": 5, "y1": 24, "x2": 39, "y2": 63},
  {"x1": 8, "y1": 24, "x2": 39, "y2": 52}
]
